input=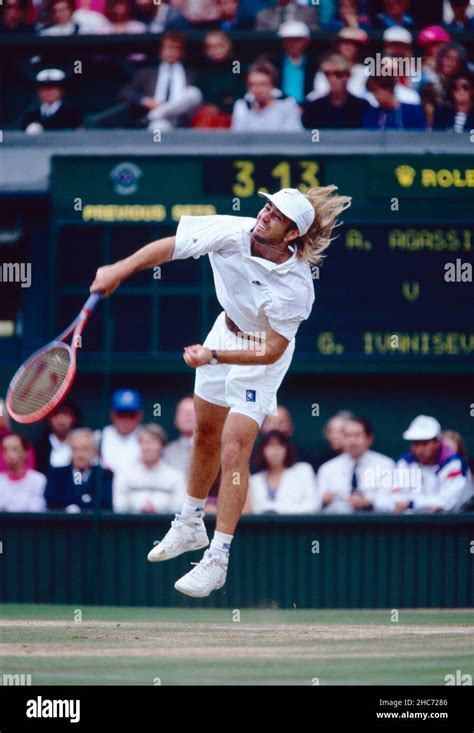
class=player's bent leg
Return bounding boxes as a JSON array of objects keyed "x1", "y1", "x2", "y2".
[
  {"x1": 215, "y1": 411, "x2": 260, "y2": 535},
  {"x1": 147, "y1": 395, "x2": 229, "y2": 563},
  {"x1": 187, "y1": 394, "x2": 230, "y2": 499},
  {"x1": 174, "y1": 411, "x2": 259, "y2": 597}
]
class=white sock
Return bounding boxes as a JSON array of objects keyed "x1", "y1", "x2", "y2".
[
  {"x1": 180, "y1": 494, "x2": 206, "y2": 519},
  {"x1": 210, "y1": 531, "x2": 233, "y2": 556}
]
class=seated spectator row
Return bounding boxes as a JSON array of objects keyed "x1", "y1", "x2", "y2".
[
  {"x1": 0, "y1": 392, "x2": 472, "y2": 515},
  {"x1": 2, "y1": 0, "x2": 474, "y2": 36},
  {"x1": 12, "y1": 21, "x2": 474, "y2": 133}
]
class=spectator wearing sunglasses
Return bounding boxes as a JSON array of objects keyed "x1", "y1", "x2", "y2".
[
  {"x1": 303, "y1": 53, "x2": 370, "y2": 129},
  {"x1": 310, "y1": 27, "x2": 369, "y2": 101},
  {"x1": 433, "y1": 70, "x2": 474, "y2": 132}
]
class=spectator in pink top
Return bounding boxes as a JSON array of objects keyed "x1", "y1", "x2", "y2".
[
  {"x1": 0, "y1": 399, "x2": 36, "y2": 473},
  {"x1": 0, "y1": 434, "x2": 46, "y2": 512}
]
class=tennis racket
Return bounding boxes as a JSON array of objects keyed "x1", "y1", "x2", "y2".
[{"x1": 6, "y1": 292, "x2": 103, "y2": 424}]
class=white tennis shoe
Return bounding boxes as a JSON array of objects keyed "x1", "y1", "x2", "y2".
[
  {"x1": 147, "y1": 513, "x2": 209, "y2": 562},
  {"x1": 174, "y1": 549, "x2": 229, "y2": 598}
]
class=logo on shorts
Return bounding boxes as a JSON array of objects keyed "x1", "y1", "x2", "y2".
[{"x1": 246, "y1": 389, "x2": 256, "y2": 402}]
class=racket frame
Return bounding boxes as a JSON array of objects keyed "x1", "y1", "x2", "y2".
[{"x1": 6, "y1": 292, "x2": 102, "y2": 424}]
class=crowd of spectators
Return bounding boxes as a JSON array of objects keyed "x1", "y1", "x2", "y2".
[
  {"x1": 2, "y1": 1, "x2": 473, "y2": 133},
  {"x1": 0, "y1": 392, "x2": 472, "y2": 515}
]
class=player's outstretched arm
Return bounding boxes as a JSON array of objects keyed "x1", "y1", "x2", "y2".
[{"x1": 90, "y1": 235, "x2": 176, "y2": 296}]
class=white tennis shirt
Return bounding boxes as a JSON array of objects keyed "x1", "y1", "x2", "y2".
[{"x1": 173, "y1": 215, "x2": 315, "y2": 342}]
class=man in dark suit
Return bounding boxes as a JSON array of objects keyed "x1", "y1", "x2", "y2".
[
  {"x1": 20, "y1": 68, "x2": 82, "y2": 133},
  {"x1": 303, "y1": 53, "x2": 370, "y2": 128},
  {"x1": 118, "y1": 31, "x2": 202, "y2": 130},
  {"x1": 45, "y1": 428, "x2": 113, "y2": 511}
]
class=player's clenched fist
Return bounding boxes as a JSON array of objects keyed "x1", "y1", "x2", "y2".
[
  {"x1": 183, "y1": 344, "x2": 212, "y2": 368},
  {"x1": 90, "y1": 264, "x2": 124, "y2": 297}
]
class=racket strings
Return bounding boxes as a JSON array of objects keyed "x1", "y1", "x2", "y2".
[{"x1": 8, "y1": 346, "x2": 72, "y2": 416}]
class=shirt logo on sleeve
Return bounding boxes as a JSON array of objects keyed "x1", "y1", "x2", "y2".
[{"x1": 246, "y1": 390, "x2": 256, "y2": 402}]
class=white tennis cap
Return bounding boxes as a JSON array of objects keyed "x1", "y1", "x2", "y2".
[
  {"x1": 403, "y1": 415, "x2": 441, "y2": 441},
  {"x1": 383, "y1": 26, "x2": 413, "y2": 45},
  {"x1": 36, "y1": 68, "x2": 66, "y2": 84},
  {"x1": 278, "y1": 20, "x2": 310, "y2": 39},
  {"x1": 258, "y1": 188, "x2": 315, "y2": 235}
]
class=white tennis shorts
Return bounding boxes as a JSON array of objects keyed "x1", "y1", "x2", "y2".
[{"x1": 194, "y1": 311, "x2": 295, "y2": 427}]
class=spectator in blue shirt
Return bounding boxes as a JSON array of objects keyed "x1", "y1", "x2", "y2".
[
  {"x1": 363, "y1": 66, "x2": 426, "y2": 129},
  {"x1": 276, "y1": 20, "x2": 317, "y2": 105},
  {"x1": 374, "y1": 0, "x2": 414, "y2": 29},
  {"x1": 444, "y1": 0, "x2": 474, "y2": 32},
  {"x1": 212, "y1": 0, "x2": 253, "y2": 30},
  {"x1": 323, "y1": 0, "x2": 372, "y2": 32}
]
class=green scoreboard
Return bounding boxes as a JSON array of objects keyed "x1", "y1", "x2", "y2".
[{"x1": 51, "y1": 153, "x2": 474, "y2": 372}]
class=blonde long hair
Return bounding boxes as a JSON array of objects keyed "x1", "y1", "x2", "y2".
[{"x1": 296, "y1": 185, "x2": 352, "y2": 265}]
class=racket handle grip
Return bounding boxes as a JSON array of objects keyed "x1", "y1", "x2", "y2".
[{"x1": 83, "y1": 292, "x2": 103, "y2": 315}]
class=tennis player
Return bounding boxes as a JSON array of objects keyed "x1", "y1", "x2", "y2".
[{"x1": 90, "y1": 186, "x2": 351, "y2": 597}]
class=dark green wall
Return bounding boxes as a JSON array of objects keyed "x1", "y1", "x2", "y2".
[{"x1": 0, "y1": 513, "x2": 473, "y2": 608}]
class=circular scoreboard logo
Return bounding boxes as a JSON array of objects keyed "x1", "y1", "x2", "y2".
[{"x1": 110, "y1": 162, "x2": 143, "y2": 196}]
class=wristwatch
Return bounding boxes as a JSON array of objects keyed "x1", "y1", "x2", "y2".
[{"x1": 209, "y1": 349, "x2": 219, "y2": 365}]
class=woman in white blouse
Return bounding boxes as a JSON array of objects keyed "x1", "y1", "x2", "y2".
[{"x1": 248, "y1": 430, "x2": 317, "y2": 515}]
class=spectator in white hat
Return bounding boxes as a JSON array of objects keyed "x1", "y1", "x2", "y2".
[
  {"x1": 383, "y1": 25, "x2": 413, "y2": 58},
  {"x1": 381, "y1": 27, "x2": 420, "y2": 104},
  {"x1": 393, "y1": 416, "x2": 471, "y2": 513},
  {"x1": 231, "y1": 60, "x2": 303, "y2": 132},
  {"x1": 309, "y1": 27, "x2": 369, "y2": 101},
  {"x1": 255, "y1": 0, "x2": 318, "y2": 32},
  {"x1": 275, "y1": 21, "x2": 317, "y2": 106},
  {"x1": 19, "y1": 69, "x2": 82, "y2": 133}
]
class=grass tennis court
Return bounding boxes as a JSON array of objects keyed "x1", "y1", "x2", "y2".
[{"x1": 1, "y1": 605, "x2": 473, "y2": 685}]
